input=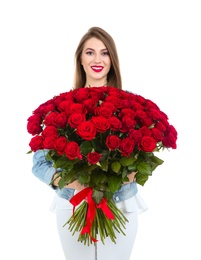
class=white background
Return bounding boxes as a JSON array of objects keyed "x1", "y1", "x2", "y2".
[{"x1": 0, "y1": 0, "x2": 201, "y2": 259}]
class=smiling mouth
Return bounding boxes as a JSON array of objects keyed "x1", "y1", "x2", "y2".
[{"x1": 91, "y1": 66, "x2": 104, "y2": 72}]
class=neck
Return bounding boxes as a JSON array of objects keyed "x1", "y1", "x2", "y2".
[{"x1": 85, "y1": 79, "x2": 107, "y2": 88}]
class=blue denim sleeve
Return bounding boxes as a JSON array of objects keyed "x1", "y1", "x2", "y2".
[
  {"x1": 32, "y1": 149, "x2": 56, "y2": 186},
  {"x1": 32, "y1": 149, "x2": 75, "y2": 200}
]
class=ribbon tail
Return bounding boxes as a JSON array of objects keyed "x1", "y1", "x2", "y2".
[
  {"x1": 69, "y1": 187, "x2": 92, "y2": 217},
  {"x1": 97, "y1": 198, "x2": 115, "y2": 219},
  {"x1": 81, "y1": 190, "x2": 98, "y2": 242},
  {"x1": 69, "y1": 187, "x2": 92, "y2": 206}
]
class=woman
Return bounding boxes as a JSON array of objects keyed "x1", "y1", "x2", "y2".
[{"x1": 32, "y1": 27, "x2": 147, "y2": 260}]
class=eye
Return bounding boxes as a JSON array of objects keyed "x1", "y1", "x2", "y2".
[
  {"x1": 102, "y1": 51, "x2": 109, "y2": 56},
  {"x1": 86, "y1": 51, "x2": 94, "y2": 55}
]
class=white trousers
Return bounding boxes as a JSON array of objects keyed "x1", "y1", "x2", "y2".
[{"x1": 56, "y1": 207, "x2": 138, "y2": 260}]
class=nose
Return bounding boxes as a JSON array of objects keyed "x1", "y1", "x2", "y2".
[{"x1": 93, "y1": 54, "x2": 101, "y2": 63}]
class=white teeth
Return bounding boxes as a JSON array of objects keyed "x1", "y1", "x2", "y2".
[{"x1": 92, "y1": 67, "x2": 102, "y2": 70}]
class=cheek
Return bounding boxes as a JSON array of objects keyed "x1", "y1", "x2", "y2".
[
  {"x1": 81, "y1": 58, "x2": 92, "y2": 71},
  {"x1": 105, "y1": 57, "x2": 111, "y2": 69}
]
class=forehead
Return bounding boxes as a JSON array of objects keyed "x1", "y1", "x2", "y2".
[{"x1": 83, "y1": 37, "x2": 107, "y2": 50}]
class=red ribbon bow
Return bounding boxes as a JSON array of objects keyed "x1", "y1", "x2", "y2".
[{"x1": 69, "y1": 187, "x2": 115, "y2": 242}]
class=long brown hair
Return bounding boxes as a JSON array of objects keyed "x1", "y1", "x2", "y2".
[{"x1": 73, "y1": 27, "x2": 122, "y2": 89}]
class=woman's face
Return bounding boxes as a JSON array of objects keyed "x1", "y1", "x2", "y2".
[{"x1": 81, "y1": 37, "x2": 111, "y2": 86}]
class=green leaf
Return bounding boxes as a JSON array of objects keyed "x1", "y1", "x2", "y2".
[
  {"x1": 92, "y1": 189, "x2": 104, "y2": 204},
  {"x1": 58, "y1": 170, "x2": 77, "y2": 189},
  {"x1": 135, "y1": 172, "x2": 149, "y2": 186},
  {"x1": 91, "y1": 171, "x2": 107, "y2": 185},
  {"x1": 58, "y1": 177, "x2": 66, "y2": 189},
  {"x1": 120, "y1": 156, "x2": 135, "y2": 166},
  {"x1": 80, "y1": 141, "x2": 93, "y2": 155},
  {"x1": 150, "y1": 155, "x2": 164, "y2": 165},
  {"x1": 78, "y1": 173, "x2": 91, "y2": 184},
  {"x1": 137, "y1": 162, "x2": 152, "y2": 175},
  {"x1": 100, "y1": 160, "x2": 109, "y2": 171},
  {"x1": 128, "y1": 163, "x2": 137, "y2": 172},
  {"x1": 103, "y1": 191, "x2": 114, "y2": 201},
  {"x1": 45, "y1": 151, "x2": 53, "y2": 161},
  {"x1": 111, "y1": 161, "x2": 121, "y2": 173},
  {"x1": 77, "y1": 164, "x2": 98, "y2": 174},
  {"x1": 108, "y1": 176, "x2": 122, "y2": 193},
  {"x1": 121, "y1": 167, "x2": 129, "y2": 179},
  {"x1": 123, "y1": 176, "x2": 129, "y2": 182}
]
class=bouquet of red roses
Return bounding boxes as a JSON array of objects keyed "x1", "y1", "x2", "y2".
[{"x1": 27, "y1": 86, "x2": 177, "y2": 245}]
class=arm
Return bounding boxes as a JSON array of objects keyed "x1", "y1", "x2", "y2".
[
  {"x1": 32, "y1": 149, "x2": 135, "y2": 193},
  {"x1": 123, "y1": 171, "x2": 137, "y2": 184},
  {"x1": 52, "y1": 172, "x2": 86, "y2": 191},
  {"x1": 32, "y1": 149, "x2": 76, "y2": 200},
  {"x1": 32, "y1": 149, "x2": 57, "y2": 188}
]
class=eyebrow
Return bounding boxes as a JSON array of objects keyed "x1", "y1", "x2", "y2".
[{"x1": 84, "y1": 48, "x2": 108, "y2": 52}]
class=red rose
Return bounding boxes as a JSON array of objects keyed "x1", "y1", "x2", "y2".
[
  {"x1": 27, "y1": 115, "x2": 42, "y2": 135},
  {"x1": 107, "y1": 87, "x2": 120, "y2": 97},
  {"x1": 162, "y1": 133, "x2": 177, "y2": 149},
  {"x1": 122, "y1": 99, "x2": 131, "y2": 108},
  {"x1": 105, "y1": 96, "x2": 123, "y2": 109},
  {"x1": 120, "y1": 108, "x2": 135, "y2": 118},
  {"x1": 131, "y1": 101, "x2": 143, "y2": 111},
  {"x1": 91, "y1": 116, "x2": 110, "y2": 133},
  {"x1": 32, "y1": 99, "x2": 53, "y2": 116},
  {"x1": 120, "y1": 137, "x2": 135, "y2": 157},
  {"x1": 27, "y1": 114, "x2": 41, "y2": 123},
  {"x1": 160, "y1": 111, "x2": 169, "y2": 121},
  {"x1": 29, "y1": 135, "x2": 44, "y2": 152},
  {"x1": 146, "y1": 109, "x2": 162, "y2": 121},
  {"x1": 62, "y1": 91, "x2": 74, "y2": 101},
  {"x1": 52, "y1": 95, "x2": 65, "y2": 107},
  {"x1": 54, "y1": 136, "x2": 68, "y2": 155},
  {"x1": 42, "y1": 126, "x2": 58, "y2": 138},
  {"x1": 151, "y1": 128, "x2": 164, "y2": 142},
  {"x1": 142, "y1": 117, "x2": 154, "y2": 127},
  {"x1": 97, "y1": 106, "x2": 113, "y2": 118},
  {"x1": 108, "y1": 116, "x2": 122, "y2": 131},
  {"x1": 89, "y1": 87, "x2": 105, "y2": 100},
  {"x1": 166, "y1": 125, "x2": 178, "y2": 137},
  {"x1": 65, "y1": 141, "x2": 82, "y2": 160},
  {"x1": 101, "y1": 101, "x2": 116, "y2": 113},
  {"x1": 87, "y1": 152, "x2": 101, "y2": 164},
  {"x1": 140, "y1": 126, "x2": 151, "y2": 136},
  {"x1": 83, "y1": 98, "x2": 97, "y2": 113},
  {"x1": 136, "y1": 95, "x2": 146, "y2": 105},
  {"x1": 68, "y1": 113, "x2": 86, "y2": 128},
  {"x1": 57, "y1": 100, "x2": 73, "y2": 112},
  {"x1": 144, "y1": 99, "x2": 159, "y2": 110},
  {"x1": 54, "y1": 112, "x2": 68, "y2": 128},
  {"x1": 68, "y1": 103, "x2": 86, "y2": 116},
  {"x1": 43, "y1": 135, "x2": 58, "y2": 149},
  {"x1": 120, "y1": 90, "x2": 131, "y2": 99},
  {"x1": 41, "y1": 103, "x2": 55, "y2": 117},
  {"x1": 135, "y1": 110, "x2": 147, "y2": 121},
  {"x1": 122, "y1": 116, "x2": 136, "y2": 130},
  {"x1": 74, "y1": 88, "x2": 90, "y2": 102},
  {"x1": 106, "y1": 135, "x2": 121, "y2": 150},
  {"x1": 44, "y1": 112, "x2": 59, "y2": 126},
  {"x1": 138, "y1": 136, "x2": 156, "y2": 152},
  {"x1": 76, "y1": 121, "x2": 96, "y2": 140},
  {"x1": 155, "y1": 121, "x2": 167, "y2": 132},
  {"x1": 129, "y1": 129, "x2": 142, "y2": 143}
]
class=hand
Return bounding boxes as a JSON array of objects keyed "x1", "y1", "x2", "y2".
[
  {"x1": 123, "y1": 171, "x2": 137, "y2": 184},
  {"x1": 52, "y1": 173, "x2": 86, "y2": 191}
]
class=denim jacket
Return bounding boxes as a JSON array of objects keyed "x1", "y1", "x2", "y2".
[{"x1": 32, "y1": 150, "x2": 138, "y2": 203}]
